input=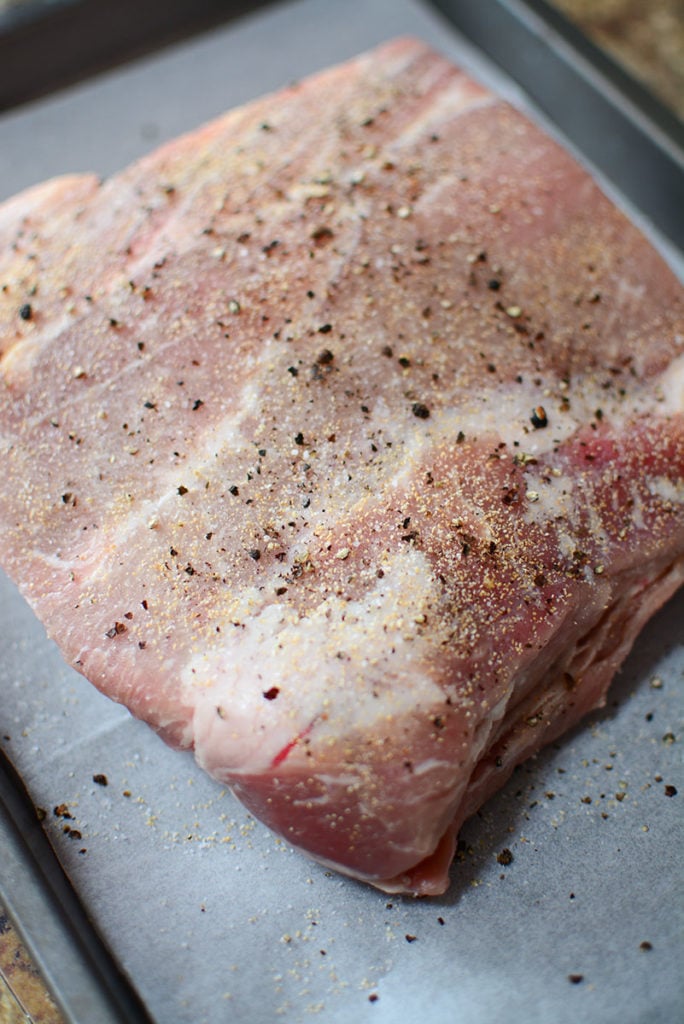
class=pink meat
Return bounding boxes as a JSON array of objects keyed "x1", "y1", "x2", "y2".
[{"x1": 0, "y1": 39, "x2": 682, "y2": 894}]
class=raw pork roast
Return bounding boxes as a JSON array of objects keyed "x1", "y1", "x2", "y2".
[{"x1": 0, "y1": 39, "x2": 682, "y2": 894}]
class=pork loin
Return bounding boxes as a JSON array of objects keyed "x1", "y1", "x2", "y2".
[{"x1": 0, "y1": 38, "x2": 682, "y2": 894}]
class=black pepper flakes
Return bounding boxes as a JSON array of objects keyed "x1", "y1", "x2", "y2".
[
  {"x1": 497, "y1": 848, "x2": 514, "y2": 865},
  {"x1": 568, "y1": 975, "x2": 584, "y2": 985},
  {"x1": 316, "y1": 348, "x2": 334, "y2": 364},
  {"x1": 92, "y1": 774, "x2": 108, "y2": 786},
  {"x1": 19, "y1": 303, "x2": 32, "y2": 320},
  {"x1": 248, "y1": 548, "x2": 261, "y2": 561},
  {"x1": 105, "y1": 622, "x2": 127, "y2": 638},
  {"x1": 311, "y1": 226, "x2": 334, "y2": 244},
  {"x1": 412, "y1": 402, "x2": 430, "y2": 419},
  {"x1": 530, "y1": 406, "x2": 548, "y2": 429}
]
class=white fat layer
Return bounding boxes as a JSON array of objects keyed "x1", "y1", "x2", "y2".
[
  {"x1": 521, "y1": 472, "x2": 574, "y2": 526},
  {"x1": 29, "y1": 372, "x2": 266, "y2": 576},
  {"x1": 648, "y1": 476, "x2": 684, "y2": 503},
  {"x1": 35, "y1": 352, "x2": 682, "y2": 588},
  {"x1": 188, "y1": 546, "x2": 445, "y2": 777},
  {"x1": 660, "y1": 353, "x2": 684, "y2": 415},
  {"x1": 1, "y1": 312, "x2": 79, "y2": 380},
  {"x1": 387, "y1": 90, "x2": 496, "y2": 151}
]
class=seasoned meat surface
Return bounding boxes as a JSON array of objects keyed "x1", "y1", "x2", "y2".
[{"x1": 0, "y1": 39, "x2": 682, "y2": 893}]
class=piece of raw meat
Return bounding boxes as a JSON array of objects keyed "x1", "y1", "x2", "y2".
[{"x1": 0, "y1": 39, "x2": 682, "y2": 895}]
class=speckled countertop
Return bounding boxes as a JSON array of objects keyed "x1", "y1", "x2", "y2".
[
  {"x1": 550, "y1": 0, "x2": 684, "y2": 117},
  {"x1": 0, "y1": 910, "x2": 63, "y2": 1024}
]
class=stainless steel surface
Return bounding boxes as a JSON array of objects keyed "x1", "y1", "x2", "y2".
[{"x1": 0, "y1": 1, "x2": 682, "y2": 1021}]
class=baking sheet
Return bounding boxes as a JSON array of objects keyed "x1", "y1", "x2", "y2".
[{"x1": 0, "y1": 0, "x2": 682, "y2": 1021}]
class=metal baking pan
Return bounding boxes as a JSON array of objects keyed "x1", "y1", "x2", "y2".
[
  {"x1": 0, "y1": 1, "x2": 682, "y2": 1022},
  {"x1": 0, "y1": 747, "x2": 152, "y2": 1024},
  {"x1": 0, "y1": 0, "x2": 275, "y2": 112}
]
